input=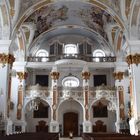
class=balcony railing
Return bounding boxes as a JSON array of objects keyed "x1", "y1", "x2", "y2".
[
  {"x1": 25, "y1": 85, "x2": 116, "y2": 99},
  {"x1": 27, "y1": 54, "x2": 116, "y2": 63}
]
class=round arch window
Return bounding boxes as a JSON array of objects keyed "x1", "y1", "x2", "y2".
[
  {"x1": 93, "y1": 49, "x2": 105, "y2": 62},
  {"x1": 36, "y1": 49, "x2": 49, "y2": 62},
  {"x1": 62, "y1": 75, "x2": 79, "y2": 88}
]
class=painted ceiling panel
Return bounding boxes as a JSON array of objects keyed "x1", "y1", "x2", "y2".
[{"x1": 24, "y1": 2, "x2": 117, "y2": 42}]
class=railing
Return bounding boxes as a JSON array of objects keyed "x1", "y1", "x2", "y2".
[
  {"x1": 27, "y1": 54, "x2": 116, "y2": 63},
  {"x1": 25, "y1": 85, "x2": 116, "y2": 99}
]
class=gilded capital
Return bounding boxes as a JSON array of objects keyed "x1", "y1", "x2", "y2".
[
  {"x1": 50, "y1": 71, "x2": 60, "y2": 80},
  {"x1": 126, "y1": 54, "x2": 140, "y2": 66},
  {"x1": 17, "y1": 72, "x2": 28, "y2": 82},
  {"x1": 81, "y1": 71, "x2": 90, "y2": 80},
  {"x1": 113, "y1": 72, "x2": 124, "y2": 82},
  {"x1": 0, "y1": 53, "x2": 15, "y2": 67}
]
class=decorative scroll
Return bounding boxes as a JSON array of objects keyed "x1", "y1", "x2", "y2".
[
  {"x1": 17, "y1": 85, "x2": 23, "y2": 120},
  {"x1": 126, "y1": 54, "x2": 140, "y2": 66},
  {"x1": 0, "y1": 53, "x2": 15, "y2": 68},
  {"x1": 113, "y1": 72, "x2": 124, "y2": 82},
  {"x1": 17, "y1": 72, "x2": 28, "y2": 82},
  {"x1": 118, "y1": 86, "x2": 125, "y2": 120}
]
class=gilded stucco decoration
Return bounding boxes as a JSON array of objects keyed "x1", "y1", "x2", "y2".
[
  {"x1": 113, "y1": 72, "x2": 124, "y2": 82},
  {"x1": 126, "y1": 54, "x2": 140, "y2": 66},
  {"x1": 50, "y1": 71, "x2": 60, "y2": 80},
  {"x1": 17, "y1": 72, "x2": 28, "y2": 82},
  {"x1": 0, "y1": 53, "x2": 15, "y2": 68},
  {"x1": 81, "y1": 71, "x2": 90, "y2": 81}
]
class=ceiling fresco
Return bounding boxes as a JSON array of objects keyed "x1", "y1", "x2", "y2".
[
  {"x1": 25, "y1": 4, "x2": 68, "y2": 39},
  {"x1": 19, "y1": 0, "x2": 122, "y2": 18},
  {"x1": 19, "y1": 0, "x2": 42, "y2": 17},
  {"x1": 24, "y1": 2, "x2": 117, "y2": 42}
]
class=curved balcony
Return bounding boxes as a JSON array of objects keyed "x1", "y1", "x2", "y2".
[{"x1": 27, "y1": 54, "x2": 116, "y2": 63}]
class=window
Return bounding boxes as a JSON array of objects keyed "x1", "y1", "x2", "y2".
[
  {"x1": 62, "y1": 75, "x2": 79, "y2": 88},
  {"x1": 93, "y1": 102, "x2": 108, "y2": 118},
  {"x1": 33, "y1": 102, "x2": 49, "y2": 118},
  {"x1": 94, "y1": 75, "x2": 107, "y2": 87},
  {"x1": 64, "y1": 44, "x2": 78, "y2": 56},
  {"x1": 93, "y1": 49, "x2": 105, "y2": 62},
  {"x1": 36, "y1": 75, "x2": 49, "y2": 86},
  {"x1": 36, "y1": 49, "x2": 48, "y2": 62}
]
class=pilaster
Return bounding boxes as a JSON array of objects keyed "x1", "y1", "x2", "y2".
[
  {"x1": 0, "y1": 40, "x2": 15, "y2": 135},
  {"x1": 50, "y1": 66, "x2": 60, "y2": 132},
  {"x1": 114, "y1": 62, "x2": 129, "y2": 133},
  {"x1": 81, "y1": 66, "x2": 92, "y2": 133},
  {"x1": 126, "y1": 40, "x2": 140, "y2": 135},
  {"x1": 10, "y1": 62, "x2": 27, "y2": 133}
]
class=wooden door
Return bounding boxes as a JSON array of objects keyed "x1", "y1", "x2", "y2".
[{"x1": 63, "y1": 112, "x2": 78, "y2": 137}]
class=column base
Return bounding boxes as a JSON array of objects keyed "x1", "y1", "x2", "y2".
[
  {"x1": 129, "y1": 117, "x2": 139, "y2": 135},
  {"x1": 14, "y1": 120, "x2": 27, "y2": 133},
  {"x1": 49, "y1": 121, "x2": 59, "y2": 133},
  {"x1": 82, "y1": 121, "x2": 92, "y2": 133},
  {"x1": 6, "y1": 118, "x2": 13, "y2": 135},
  {"x1": 115, "y1": 120, "x2": 120, "y2": 133}
]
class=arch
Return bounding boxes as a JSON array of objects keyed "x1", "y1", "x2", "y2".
[
  {"x1": 90, "y1": 97, "x2": 117, "y2": 112},
  {"x1": 28, "y1": 25, "x2": 113, "y2": 54},
  {"x1": 35, "y1": 49, "x2": 49, "y2": 62},
  {"x1": 93, "y1": 49, "x2": 105, "y2": 57},
  {"x1": 24, "y1": 98, "x2": 51, "y2": 113},
  {"x1": 25, "y1": 98, "x2": 51, "y2": 132},
  {"x1": 57, "y1": 99, "x2": 84, "y2": 136},
  {"x1": 90, "y1": 98, "x2": 117, "y2": 132}
]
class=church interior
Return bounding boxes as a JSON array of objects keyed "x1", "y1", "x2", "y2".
[{"x1": 0, "y1": 0, "x2": 140, "y2": 140}]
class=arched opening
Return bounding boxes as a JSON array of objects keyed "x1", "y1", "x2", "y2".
[
  {"x1": 58, "y1": 99, "x2": 83, "y2": 137},
  {"x1": 63, "y1": 112, "x2": 78, "y2": 137},
  {"x1": 90, "y1": 99, "x2": 116, "y2": 133},
  {"x1": 25, "y1": 99, "x2": 51, "y2": 132}
]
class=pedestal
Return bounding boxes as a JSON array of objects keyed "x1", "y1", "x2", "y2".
[
  {"x1": 14, "y1": 120, "x2": 27, "y2": 133},
  {"x1": 6, "y1": 118, "x2": 13, "y2": 135},
  {"x1": 50, "y1": 121, "x2": 59, "y2": 133},
  {"x1": 115, "y1": 120, "x2": 120, "y2": 133},
  {"x1": 129, "y1": 118, "x2": 138, "y2": 135},
  {"x1": 83, "y1": 121, "x2": 92, "y2": 133}
]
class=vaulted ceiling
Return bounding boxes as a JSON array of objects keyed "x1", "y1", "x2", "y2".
[{"x1": 0, "y1": 0, "x2": 140, "y2": 60}]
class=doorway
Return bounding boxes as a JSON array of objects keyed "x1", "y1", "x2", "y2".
[{"x1": 63, "y1": 112, "x2": 78, "y2": 137}]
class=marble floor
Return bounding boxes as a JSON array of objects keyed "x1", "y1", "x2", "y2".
[{"x1": 59, "y1": 137, "x2": 82, "y2": 140}]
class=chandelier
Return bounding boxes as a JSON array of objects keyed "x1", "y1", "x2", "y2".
[{"x1": 29, "y1": 98, "x2": 40, "y2": 111}]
